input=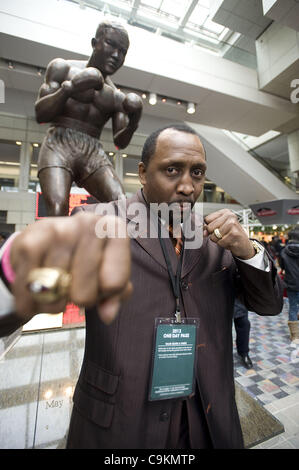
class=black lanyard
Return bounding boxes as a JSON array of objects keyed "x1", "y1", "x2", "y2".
[{"x1": 157, "y1": 220, "x2": 184, "y2": 323}]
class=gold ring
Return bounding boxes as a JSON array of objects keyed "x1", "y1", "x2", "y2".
[
  {"x1": 214, "y1": 228, "x2": 223, "y2": 240},
  {"x1": 27, "y1": 267, "x2": 71, "y2": 303}
]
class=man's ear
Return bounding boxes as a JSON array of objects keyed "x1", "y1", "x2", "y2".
[
  {"x1": 91, "y1": 37, "x2": 97, "y2": 48},
  {"x1": 138, "y1": 162, "x2": 147, "y2": 186}
]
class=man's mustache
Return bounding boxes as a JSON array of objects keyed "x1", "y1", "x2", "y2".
[{"x1": 169, "y1": 200, "x2": 193, "y2": 207}]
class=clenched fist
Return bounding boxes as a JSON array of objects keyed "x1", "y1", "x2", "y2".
[
  {"x1": 204, "y1": 209, "x2": 255, "y2": 260},
  {"x1": 9, "y1": 213, "x2": 132, "y2": 325},
  {"x1": 62, "y1": 67, "x2": 104, "y2": 103}
]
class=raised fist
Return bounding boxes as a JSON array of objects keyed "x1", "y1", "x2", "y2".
[
  {"x1": 123, "y1": 93, "x2": 143, "y2": 115},
  {"x1": 61, "y1": 68, "x2": 104, "y2": 103},
  {"x1": 71, "y1": 67, "x2": 104, "y2": 92}
]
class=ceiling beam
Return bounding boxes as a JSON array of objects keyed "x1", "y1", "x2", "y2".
[
  {"x1": 129, "y1": 0, "x2": 142, "y2": 23},
  {"x1": 178, "y1": 0, "x2": 199, "y2": 29}
]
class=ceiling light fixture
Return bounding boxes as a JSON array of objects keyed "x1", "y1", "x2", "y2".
[
  {"x1": 8, "y1": 61, "x2": 14, "y2": 69},
  {"x1": 0, "y1": 161, "x2": 20, "y2": 166},
  {"x1": 118, "y1": 85, "x2": 198, "y2": 113},
  {"x1": 16, "y1": 141, "x2": 22, "y2": 146},
  {"x1": 149, "y1": 93, "x2": 157, "y2": 105},
  {"x1": 32, "y1": 143, "x2": 39, "y2": 148},
  {"x1": 122, "y1": 153, "x2": 128, "y2": 158},
  {"x1": 187, "y1": 102, "x2": 196, "y2": 114}
]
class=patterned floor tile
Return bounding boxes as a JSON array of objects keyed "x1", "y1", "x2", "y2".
[{"x1": 233, "y1": 299, "x2": 299, "y2": 406}]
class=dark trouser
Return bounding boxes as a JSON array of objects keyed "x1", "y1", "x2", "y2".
[
  {"x1": 287, "y1": 290, "x2": 299, "y2": 322},
  {"x1": 234, "y1": 315, "x2": 250, "y2": 355}
]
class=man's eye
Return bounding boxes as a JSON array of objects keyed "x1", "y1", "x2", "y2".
[
  {"x1": 166, "y1": 167, "x2": 178, "y2": 175},
  {"x1": 193, "y1": 169, "x2": 204, "y2": 177}
]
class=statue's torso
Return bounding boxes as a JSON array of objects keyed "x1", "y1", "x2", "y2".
[{"x1": 54, "y1": 60, "x2": 121, "y2": 132}]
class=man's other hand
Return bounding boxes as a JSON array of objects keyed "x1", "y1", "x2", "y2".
[{"x1": 204, "y1": 209, "x2": 255, "y2": 260}]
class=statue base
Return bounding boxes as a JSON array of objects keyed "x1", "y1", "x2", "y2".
[{"x1": 235, "y1": 382, "x2": 284, "y2": 448}]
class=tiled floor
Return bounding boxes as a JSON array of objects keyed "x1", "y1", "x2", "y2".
[
  {"x1": 233, "y1": 299, "x2": 299, "y2": 449},
  {"x1": 0, "y1": 298, "x2": 298, "y2": 449}
]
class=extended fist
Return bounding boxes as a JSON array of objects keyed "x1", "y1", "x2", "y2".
[{"x1": 10, "y1": 213, "x2": 132, "y2": 325}]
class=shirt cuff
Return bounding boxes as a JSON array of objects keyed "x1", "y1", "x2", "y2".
[{"x1": 235, "y1": 242, "x2": 270, "y2": 272}]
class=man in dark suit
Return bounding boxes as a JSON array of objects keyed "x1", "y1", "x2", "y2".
[{"x1": 0, "y1": 123, "x2": 283, "y2": 448}]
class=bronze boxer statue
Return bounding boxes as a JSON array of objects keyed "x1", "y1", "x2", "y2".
[{"x1": 35, "y1": 20, "x2": 143, "y2": 216}]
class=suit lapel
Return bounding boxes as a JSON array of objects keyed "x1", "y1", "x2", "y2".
[
  {"x1": 181, "y1": 211, "x2": 207, "y2": 278},
  {"x1": 126, "y1": 190, "x2": 178, "y2": 273}
]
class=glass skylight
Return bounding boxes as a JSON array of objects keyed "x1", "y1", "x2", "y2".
[{"x1": 67, "y1": 0, "x2": 233, "y2": 49}]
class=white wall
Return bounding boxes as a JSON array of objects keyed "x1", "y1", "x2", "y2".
[
  {"x1": 191, "y1": 121, "x2": 299, "y2": 205},
  {"x1": 0, "y1": 191, "x2": 35, "y2": 231},
  {"x1": 256, "y1": 22, "x2": 299, "y2": 97}
]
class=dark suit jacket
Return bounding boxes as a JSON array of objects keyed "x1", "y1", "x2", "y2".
[{"x1": 66, "y1": 190, "x2": 283, "y2": 449}]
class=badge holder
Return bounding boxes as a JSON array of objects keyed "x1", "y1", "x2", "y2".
[{"x1": 149, "y1": 317, "x2": 199, "y2": 401}]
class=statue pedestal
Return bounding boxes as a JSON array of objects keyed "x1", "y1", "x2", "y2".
[{"x1": 235, "y1": 383, "x2": 284, "y2": 448}]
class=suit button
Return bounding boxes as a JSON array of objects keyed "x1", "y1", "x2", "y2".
[
  {"x1": 181, "y1": 280, "x2": 188, "y2": 290},
  {"x1": 160, "y1": 412, "x2": 169, "y2": 422}
]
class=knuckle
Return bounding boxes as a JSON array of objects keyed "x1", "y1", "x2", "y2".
[
  {"x1": 100, "y1": 274, "x2": 128, "y2": 296},
  {"x1": 50, "y1": 222, "x2": 68, "y2": 242},
  {"x1": 228, "y1": 216, "x2": 238, "y2": 227},
  {"x1": 230, "y1": 226, "x2": 239, "y2": 238},
  {"x1": 16, "y1": 233, "x2": 35, "y2": 257},
  {"x1": 71, "y1": 288, "x2": 96, "y2": 307}
]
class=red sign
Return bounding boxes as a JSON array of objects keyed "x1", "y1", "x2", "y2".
[
  {"x1": 62, "y1": 303, "x2": 85, "y2": 326},
  {"x1": 35, "y1": 192, "x2": 97, "y2": 219},
  {"x1": 287, "y1": 207, "x2": 299, "y2": 215},
  {"x1": 256, "y1": 208, "x2": 277, "y2": 217}
]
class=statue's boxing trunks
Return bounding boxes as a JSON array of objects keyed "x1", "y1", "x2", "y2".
[{"x1": 37, "y1": 126, "x2": 113, "y2": 186}]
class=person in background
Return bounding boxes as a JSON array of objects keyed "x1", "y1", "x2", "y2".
[
  {"x1": 233, "y1": 298, "x2": 253, "y2": 369},
  {"x1": 267, "y1": 237, "x2": 277, "y2": 260},
  {"x1": 261, "y1": 237, "x2": 269, "y2": 249},
  {"x1": 280, "y1": 228, "x2": 299, "y2": 345},
  {"x1": 272, "y1": 236, "x2": 284, "y2": 267}
]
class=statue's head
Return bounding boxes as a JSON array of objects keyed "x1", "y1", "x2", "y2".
[{"x1": 91, "y1": 20, "x2": 130, "y2": 77}]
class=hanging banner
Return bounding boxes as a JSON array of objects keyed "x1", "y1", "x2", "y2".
[{"x1": 250, "y1": 199, "x2": 299, "y2": 225}]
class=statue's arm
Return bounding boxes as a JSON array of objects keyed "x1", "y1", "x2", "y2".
[
  {"x1": 35, "y1": 60, "x2": 104, "y2": 123},
  {"x1": 112, "y1": 89, "x2": 143, "y2": 149},
  {"x1": 35, "y1": 58, "x2": 72, "y2": 123}
]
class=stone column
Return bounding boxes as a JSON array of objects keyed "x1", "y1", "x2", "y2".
[
  {"x1": 114, "y1": 150, "x2": 124, "y2": 183},
  {"x1": 18, "y1": 140, "x2": 32, "y2": 191},
  {"x1": 287, "y1": 130, "x2": 299, "y2": 175}
]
